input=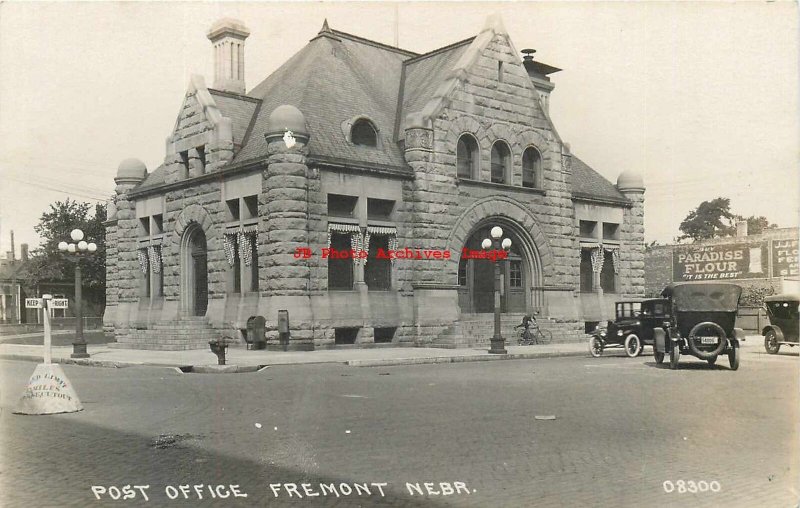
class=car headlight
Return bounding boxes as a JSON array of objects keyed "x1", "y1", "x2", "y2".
[{"x1": 617, "y1": 330, "x2": 624, "y2": 336}]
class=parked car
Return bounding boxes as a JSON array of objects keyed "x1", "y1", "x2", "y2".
[
  {"x1": 653, "y1": 282, "x2": 746, "y2": 370},
  {"x1": 589, "y1": 298, "x2": 670, "y2": 358},
  {"x1": 762, "y1": 294, "x2": 799, "y2": 354}
]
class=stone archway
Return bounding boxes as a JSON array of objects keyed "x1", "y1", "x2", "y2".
[
  {"x1": 174, "y1": 204, "x2": 213, "y2": 317},
  {"x1": 447, "y1": 198, "x2": 552, "y2": 314}
]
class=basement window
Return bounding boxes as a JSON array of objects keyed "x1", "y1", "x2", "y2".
[
  {"x1": 374, "y1": 327, "x2": 396, "y2": 343},
  {"x1": 335, "y1": 327, "x2": 359, "y2": 345}
]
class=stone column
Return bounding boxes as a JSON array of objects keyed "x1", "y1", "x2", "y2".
[{"x1": 618, "y1": 173, "x2": 646, "y2": 297}]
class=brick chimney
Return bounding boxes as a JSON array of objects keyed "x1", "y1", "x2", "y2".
[
  {"x1": 20, "y1": 243, "x2": 28, "y2": 261},
  {"x1": 207, "y1": 18, "x2": 250, "y2": 94},
  {"x1": 736, "y1": 220, "x2": 748, "y2": 238}
]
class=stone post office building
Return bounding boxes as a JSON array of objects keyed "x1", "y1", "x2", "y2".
[{"x1": 104, "y1": 16, "x2": 645, "y2": 350}]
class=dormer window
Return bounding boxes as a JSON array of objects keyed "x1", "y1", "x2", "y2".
[{"x1": 351, "y1": 119, "x2": 377, "y2": 147}]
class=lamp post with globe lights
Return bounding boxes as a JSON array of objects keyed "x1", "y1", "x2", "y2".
[
  {"x1": 481, "y1": 226, "x2": 512, "y2": 354},
  {"x1": 58, "y1": 229, "x2": 97, "y2": 358}
]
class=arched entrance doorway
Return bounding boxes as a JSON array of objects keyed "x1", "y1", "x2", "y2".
[
  {"x1": 456, "y1": 219, "x2": 543, "y2": 314},
  {"x1": 181, "y1": 225, "x2": 208, "y2": 316}
]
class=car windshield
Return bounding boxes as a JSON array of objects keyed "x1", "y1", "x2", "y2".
[{"x1": 670, "y1": 284, "x2": 742, "y2": 312}]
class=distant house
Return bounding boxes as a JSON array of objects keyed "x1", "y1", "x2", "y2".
[{"x1": 105, "y1": 16, "x2": 646, "y2": 350}]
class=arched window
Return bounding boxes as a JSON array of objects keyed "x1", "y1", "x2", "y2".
[
  {"x1": 351, "y1": 119, "x2": 377, "y2": 147},
  {"x1": 491, "y1": 141, "x2": 511, "y2": 184},
  {"x1": 457, "y1": 134, "x2": 478, "y2": 178},
  {"x1": 522, "y1": 147, "x2": 542, "y2": 188}
]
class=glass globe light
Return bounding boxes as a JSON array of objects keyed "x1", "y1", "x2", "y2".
[
  {"x1": 481, "y1": 238, "x2": 492, "y2": 250},
  {"x1": 87, "y1": 243, "x2": 97, "y2": 253},
  {"x1": 71, "y1": 229, "x2": 84, "y2": 242},
  {"x1": 490, "y1": 226, "x2": 503, "y2": 239},
  {"x1": 77, "y1": 240, "x2": 88, "y2": 251},
  {"x1": 58, "y1": 241, "x2": 68, "y2": 252},
  {"x1": 67, "y1": 243, "x2": 77, "y2": 253},
  {"x1": 502, "y1": 238, "x2": 512, "y2": 250}
]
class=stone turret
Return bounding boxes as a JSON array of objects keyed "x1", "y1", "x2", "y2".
[
  {"x1": 617, "y1": 170, "x2": 646, "y2": 296},
  {"x1": 105, "y1": 159, "x2": 148, "y2": 335},
  {"x1": 262, "y1": 105, "x2": 313, "y2": 349}
]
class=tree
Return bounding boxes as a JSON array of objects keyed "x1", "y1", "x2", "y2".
[
  {"x1": 21, "y1": 198, "x2": 107, "y2": 308},
  {"x1": 677, "y1": 197, "x2": 736, "y2": 242}
]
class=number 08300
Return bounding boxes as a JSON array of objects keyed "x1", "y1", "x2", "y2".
[{"x1": 663, "y1": 480, "x2": 720, "y2": 493}]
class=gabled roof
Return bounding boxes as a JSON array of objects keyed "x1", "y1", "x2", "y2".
[{"x1": 168, "y1": 18, "x2": 627, "y2": 205}]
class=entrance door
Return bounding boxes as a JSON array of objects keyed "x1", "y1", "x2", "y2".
[
  {"x1": 184, "y1": 226, "x2": 208, "y2": 317},
  {"x1": 193, "y1": 251, "x2": 208, "y2": 316}
]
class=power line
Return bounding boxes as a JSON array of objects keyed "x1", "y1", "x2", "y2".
[{"x1": 4, "y1": 176, "x2": 109, "y2": 201}]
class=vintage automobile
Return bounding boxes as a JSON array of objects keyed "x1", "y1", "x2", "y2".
[
  {"x1": 589, "y1": 298, "x2": 671, "y2": 358},
  {"x1": 762, "y1": 294, "x2": 799, "y2": 354},
  {"x1": 653, "y1": 282, "x2": 746, "y2": 370}
]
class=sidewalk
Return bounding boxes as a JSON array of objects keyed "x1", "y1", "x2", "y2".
[{"x1": 0, "y1": 335, "x2": 770, "y2": 370}]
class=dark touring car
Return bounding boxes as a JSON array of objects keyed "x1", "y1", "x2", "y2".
[
  {"x1": 762, "y1": 294, "x2": 800, "y2": 354},
  {"x1": 653, "y1": 282, "x2": 746, "y2": 370},
  {"x1": 589, "y1": 298, "x2": 671, "y2": 358}
]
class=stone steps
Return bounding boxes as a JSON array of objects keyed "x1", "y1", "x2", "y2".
[
  {"x1": 434, "y1": 313, "x2": 586, "y2": 348},
  {"x1": 112, "y1": 317, "x2": 223, "y2": 350}
]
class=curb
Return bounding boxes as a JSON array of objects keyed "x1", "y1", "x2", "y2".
[
  {"x1": 1, "y1": 350, "x2": 592, "y2": 370},
  {"x1": 347, "y1": 350, "x2": 589, "y2": 367}
]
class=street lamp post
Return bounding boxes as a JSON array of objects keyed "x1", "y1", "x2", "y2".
[
  {"x1": 58, "y1": 229, "x2": 97, "y2": 359},
  {"x1": 482, "y1": 226, "x2": 512, "y2": 354}
]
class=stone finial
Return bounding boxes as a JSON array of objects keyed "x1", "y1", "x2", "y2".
[
  {"x1": 115, "y1": 158, "x2": 147, "y2": 186},
  {"x1": 616, "y1": 170, "x2": 645, "y2": 193},
  {"x1": 265, "y1": 105, "x2": 309, "y2": 145}
]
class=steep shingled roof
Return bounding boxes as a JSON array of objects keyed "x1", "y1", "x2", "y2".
[
  {"x1": 234, "y1": 26, "x2": 414, "y2": 170},
  {"x1": 209, "y1": 90, "x2": 260, "y2": 146},
  {"x1": 219, "y1": 20, "x2": 626, "y2": 203},
  {"x1": 571, "y1": 156, "x2": 628, "y2": 203}
]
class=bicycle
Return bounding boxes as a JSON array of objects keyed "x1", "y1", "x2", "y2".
[{"x1": 515, "y1": 316, "x2": 552, "y2": 345}]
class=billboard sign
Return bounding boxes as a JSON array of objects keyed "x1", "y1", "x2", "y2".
[
  {"x1": 673, "y1": 243, "x2": 768, "y2": 281},
  {"x1": 772, "y1": 239, "x2": 798, "y2": 278}
]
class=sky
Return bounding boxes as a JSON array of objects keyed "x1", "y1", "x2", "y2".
[{"x1": 0, "y1": 1, "x2": 798, "y2": 257}]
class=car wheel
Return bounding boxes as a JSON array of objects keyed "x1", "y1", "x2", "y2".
[
  {"x1": 687, "y1": 322, "x2": 728, "y2": 359},
  {"x1": 669, "y1": 342, "x2": 680, "y2": 370},
  {"x1": 540, "y1": 330, "x2": 553, "y2": 344},
  {"x1": 589, "y1": 336, "x2": 603, "y2": 358},
  {"x1": 654, "y1": 351, "x2": 665, "y2": 364},
  {"x1": 728, "y1": 340, "x2": 740, "y2": 370},
  {"x1": 624, "y1": 334, "x2": 642, "y2": 358},
  {"x1": 764, "y1": 331, "x2": 781, "y2": 354},
  {"x1": 707, "y1": 356, "x2": 717, "y2": 366}
]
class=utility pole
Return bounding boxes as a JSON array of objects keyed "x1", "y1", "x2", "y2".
[{"x1": 10, "y1": 230, "x2": 18, "y2": 324}]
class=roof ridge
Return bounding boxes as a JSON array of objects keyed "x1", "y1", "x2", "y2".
[
  {"x1": 209, "y1": 88, "x2": 262, "y2": 104},
  {"x1": 329, "y1": 28, "x2": 418, "y2": 57},
  {"x1": 403, "y1": 36, "x2": 476, "y2": 65}
]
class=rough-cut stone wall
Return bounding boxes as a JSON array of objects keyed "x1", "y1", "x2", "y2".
[
  {"x1": 618, "y1": 189, "x2": 645, "y2": 298},
  {"x1": 408, "y1": 32, "x2": 577, "y2": 307}
]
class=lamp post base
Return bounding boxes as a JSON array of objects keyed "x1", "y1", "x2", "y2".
[
  {"x1": 488, "y1": 337, "x2": 507, "y2": 355},
  {"x1": 71, "y1": 342, "x2": 89, "y2": 359}
]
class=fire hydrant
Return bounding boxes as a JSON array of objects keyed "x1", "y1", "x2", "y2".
[{"x1": 209, "y1": 336, "x2": 233, "y2": 365}]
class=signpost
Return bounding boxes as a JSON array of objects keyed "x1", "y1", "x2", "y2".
[{"x1": 14, "y1": 294, "x2": 83, "y2": 415}]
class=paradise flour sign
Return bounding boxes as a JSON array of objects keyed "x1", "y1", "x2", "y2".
[{"x1": 673, "y1": 243, "x2": 768, "y2": 281}]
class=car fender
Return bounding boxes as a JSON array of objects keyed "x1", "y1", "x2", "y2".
[
  {"x1": 733, "y1": 327, "x2": 747, "y2": 342},
  {"x1": 761, "y1": 325, "x2": 784, "y2": 342},
  {"x1": 654, "y1": 327, "x2": 666, "y2": 353}
]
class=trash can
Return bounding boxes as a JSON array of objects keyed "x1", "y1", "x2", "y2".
[
  {"x1": 278, "y1": 310, "x2": 290, "y2": 351},
  {"x1": 246, "y1": 316, "x2": 266, "y2": 350}
]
